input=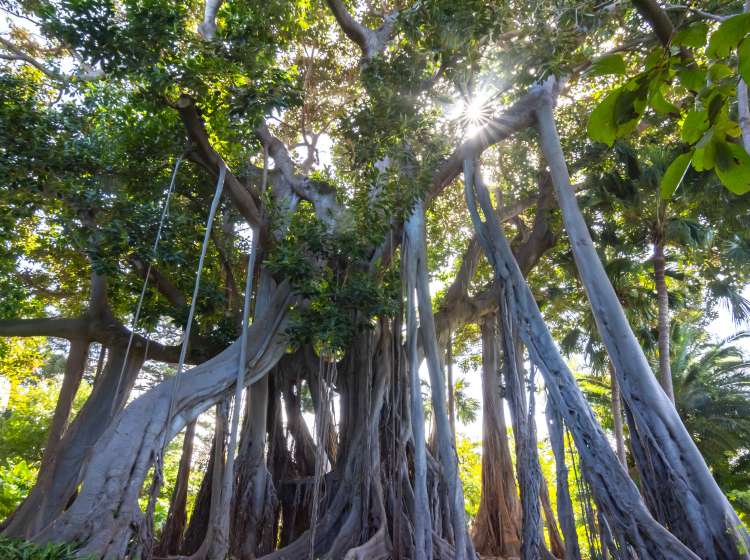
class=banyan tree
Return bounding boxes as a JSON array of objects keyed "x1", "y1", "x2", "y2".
[{"x1": 1, "y1": 0, "x2": 750, "y2": 558}]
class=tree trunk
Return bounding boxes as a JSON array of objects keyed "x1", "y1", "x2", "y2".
[
  {"x1": 182, "y1": 435, "x2": 218, "y2": 556},
  {"x1": 545, "y1": 393, "x2": 581, "y2": 560},
  {"x1": 407, "y1": 201, "x2": 474, "y2": 560},
  {"x1": 610, "y1": 366, "x2": 627, "y2": 467},
  {"x1": 540, "y1": 476, "x2": 566, "y2": 559},
  {"x1": 39, "y1": 339, "x2": 90, "y2": 475},
  {"x1": 231, "y1": 375, "x2": 274, "y2": 559},
  {"x1": 535, "y1": 97, "x2": 749, "y2": 558},
  {"x1": 32, "y1": 285, "x2": 292, "y2": 558},
  {"x1": 404, "y1": 212, "x2": 433, "y2": 560},
  {"x1": 3, "y1": 341, "x2": 144, "y2": 538},
  {"x1": 446, "y1": 332, "x2": 456, "y2": 439},
  {"x1": 155, "y1": 420, "x2": 196, "y2": 557},
  {"x1": 463, "y1": 157, "x2": 699, "y2": 558},
  {"x1": 472, "y1": 316, "x2": 521, "y2": 557},
  {"x1": 499, "y1": 308, "x2": 543, "y2": 560},
  {"x1": 653, "y1": 237, "x2": 674, "y2": 403}
]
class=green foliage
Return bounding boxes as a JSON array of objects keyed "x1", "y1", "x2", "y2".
[
  {"x1": 266, "y1": 202, "x2": 399, "y2": 353},
  {"x1": 587, "y1": 12, "x2": 750, "y2": 195},
  {"x1": 0, "y1": 460, "x2": 37, "y2": 520},
  {"x1": 455, "y1": 436, "x2": 481, "y2": 520}
]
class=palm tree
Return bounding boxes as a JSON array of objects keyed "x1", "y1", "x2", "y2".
[{"x1": 670, "y1": 325, "x2": 750, "y2": 516}]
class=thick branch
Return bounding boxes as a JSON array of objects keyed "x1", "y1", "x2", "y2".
[
  {"x1": 427, "y1": 88, "x2": 548, "y2": 204},
  {"x1": 176, "y1": 95, "x2": 263, "y2": 227},
  {"x1": 325, "y1": 0, "x2": 397, "y2": 60},
  {"x1": 130, "y1": 257, "x2": 187, "y2": 308},
  {"x1": 198, "y1": 0, "x2": 224, "y2": 40},
  {"x1": 0, "y1": 36, "x2": 66, "y2": 81},
  {"x1": 632, "y1": 0, "x2": 674, "y2": 47},
  {"x1": 0, "y1": 317, "x2": 88, "y2": 339}
]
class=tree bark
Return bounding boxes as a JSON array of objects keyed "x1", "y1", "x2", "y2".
[
  {"x1": 407, "y1": 201, "x2": 474, "y2": 560},
  {"x1": 472, "y1": 316, "x2": 521, "y2": 557},
  {"x1": 535, "y1": 97, "x2": 749, "y2": 558},
  {"x1": 32, "y1": 285, "x2": 292, "y2": 558},
  {"x1": 155, "y1": 420, "x2": 196, "y2": 557},
  {"x1": 446, "y1": 332, "x2": 456, "y2": 439},
  {"x1": 3, "y1": 342, "x2": 144, "y2": 538},
  {"x1": 653, "y1": 238, "x2": 674, "y2": 403},
  {"x1": 610, "y1": 366, "x2": 627, "y2": 467},
  {"x1": 499, "y1": 309, "x2": 543, "y2": 560},
  {"x1": 545, "y1": 394, "x2": 581, "y2": 560},
  {"x1": 464, "y1": 157, "x2": 700, "y2": 558},
  {"x1": 404, "y1": 211, "x2": 433, "y2": 560},
  {"x1": 39, "y1": 339, "x2": 90, "y2": 475}
]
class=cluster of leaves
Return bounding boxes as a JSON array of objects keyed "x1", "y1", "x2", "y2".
[
  {"x1": 587, "y1": 14, "x2": 750, "y2": 196},
  {"x1": 266, "y1": 202, "x2": 399, "y2": 354},
  {"x1": 0, "y1": 537, "x2": 88, "y2": 560}
]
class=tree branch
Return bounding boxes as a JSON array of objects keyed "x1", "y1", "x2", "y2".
[
  {"x1": 325, "y1": 0, "x2": 398, "y2": 60},
  {"x1": 0, "y1": 36, "x2": 66, "y2": 82},
  {"x1": 632, "y1": 0, "x2": 674, "y2": 47},
  {"x1": 130, "y1": 257, "x2": 187, "y2": 308},
  {"x1": 176, "y1": 95, "x2": 263, "y2": 228},
  {"x1": 198, "y1": 0, "x2": 224, "y2": 40},
  {"x1": 0, "y1": 317, "x2": 88, "y2": 339},
  {"x1": 427, "y1": 87, "x2": 549, "y2": 204}
]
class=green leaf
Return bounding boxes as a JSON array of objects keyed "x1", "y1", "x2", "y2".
[
  {"x1": 673, "y1": 22, "x2": 709, "y2": 48},
  {"x1": 650, "y1": 85, "x2": 678, "y2": 115},
  {"x1": 660, "y1": 152, "x2": 693, "y2": 199},
  {"x1": 588, "y1": 54, "x2": 627, "y2": 77},
  {"x1": 677, "y1": 68, "x2": 706, "y2": 92},
  {"x1": 693, "y1": 130, "x2": 717, "y2": 171},
  {"x1": 714, "y1": 141, "x2": 750, "y2": 195},
  {"x1": 681, "y1": 110, "x2": 709, "y2": 144},
  {"x1": 740, "y1": 39, "x2": 750, "y2": 84},
  {"x1": 707, "y1": 13, "x2": 750, "y2": 59},
  {"x1": 709, "y1": 63, "x2": 733, "y2": 82},
  {"x1": 588, "y1": 89, "x2": 619, "y2": 146}
]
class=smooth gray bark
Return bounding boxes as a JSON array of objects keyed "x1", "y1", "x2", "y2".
[
  {"x1": 463, "y1": 158, "x2": 699, "y2": 559},
  {"x1": 406, "y1": 200, "x2": 475, "y2": 560},
  {"x1": 33, "y1": 285, "x2": 292, "y2": 558},
  {"x1": 3, "y1": 342, "x2": 144, "y2": 538},
  {"x1": 404, "y1": 208, "x2": 433, "y2": 560},
  {"x1": 546, "y1": 391, "x2": 581, "y2": 560},
  {"x1": 535, "y1": 96, "x2": 749, "y2": 559}
]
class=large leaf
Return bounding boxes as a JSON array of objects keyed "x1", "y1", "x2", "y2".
[
  {"x1": 740, "y1": 38, "x2": 750, "y2": 85},
  {"x1": 588, "y1": 89, "x2": 619, "y2": 146},
  {"x1": 588, "y1": 54, "x2": 627, "y2": 77},
  {"x1": 681, "y1": 110, "x2": 708, "y2": 144},
  {"x1": 707, "y1": 13, "x2": 750, "y2": 59},
  {"x1": 673, "y1": 22, "x2": 709, "y2": 48},
  {"x1": 660, "y1": 152, "x2": 693, "y2": 199},
  {"x1": 715, "y1": 141, "x2": 750, "y2": 195}
]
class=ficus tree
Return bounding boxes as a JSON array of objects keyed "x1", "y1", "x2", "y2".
[{"x1": 1, "y1": 0, "x2": 750, "y2": 559}]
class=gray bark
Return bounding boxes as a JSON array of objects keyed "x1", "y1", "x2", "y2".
[
  {"x1": 535, "y1": 95, "x2": 749, "y2": 558},
  {"x1": 610, "y1": 367, "x2": 627, "y2": 467},
  {"x1": 404, "y1": 209, "x2": 433, "y2": 560},
  {"x1": 3, "y1": 342, "x2": 144, "y2": 538},
  {"x1": 463, "y1": 157, "x2": 699, "y2": 558},
  {"x1": 546, "y1": 390, "x2": 581, "y2": 560},
  {"x1": 155, "y1": 420, "x2": 196, "y2": 556},
  {"x1": 499, "y1": 307, "x2": 543, "y2": 559},
  {"x1": 406, "y1": 201, "x2": 475, "y2": 560},
  {"x1": 33, "y1": 285, "x2": 292, "y2": 558}
]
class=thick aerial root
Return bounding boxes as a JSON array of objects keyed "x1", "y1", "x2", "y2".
[{"x1": 33, "y1": 286, "x2": 292, "y2": 558}]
